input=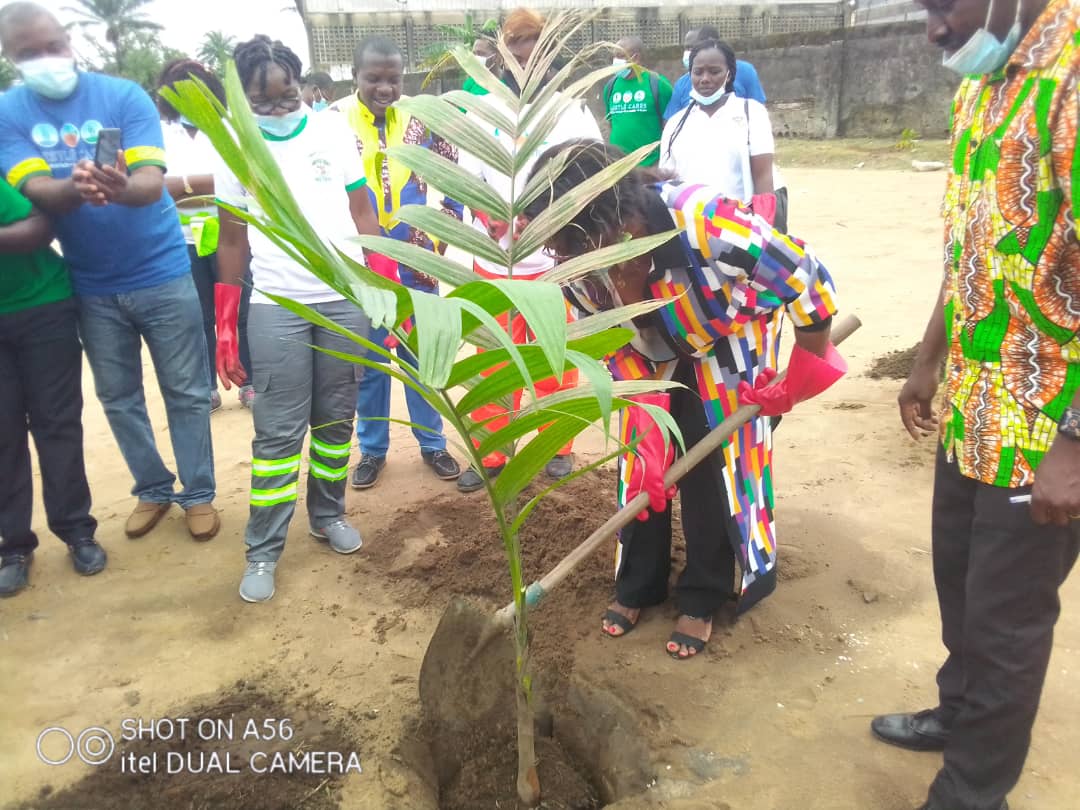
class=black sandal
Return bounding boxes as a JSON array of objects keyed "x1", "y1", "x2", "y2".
[
  {"x1": 666, "y1": 631, "x2": 707, "y2": 660},
  {"x1": 602, "y1": 608, "x2": 637, "y2": 638}
]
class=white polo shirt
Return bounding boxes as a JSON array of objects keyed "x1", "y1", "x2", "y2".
[
  {"x1": 162, "y1": 121, "x2": 218, "y2": 245},
  {"x1": 215, "y1": 109, "x2": 368, "y2": 305}
]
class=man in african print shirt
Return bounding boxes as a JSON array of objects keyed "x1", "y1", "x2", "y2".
[{"x1": 871, "y1": 1, "x2": 1080, "y2": 808}]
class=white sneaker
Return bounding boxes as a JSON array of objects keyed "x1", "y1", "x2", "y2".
[
  {"x1": 310, "y1": 519, "x2": 363, "y2": 554},
  {"x1": 239, "y1": 561, "x2": 276, "y2": 602}
]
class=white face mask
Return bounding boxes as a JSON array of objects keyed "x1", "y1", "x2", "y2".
[
  {"x1": 690, "y1": 84, "x2": 727, "y2": 106},
  {"x1": 17, "y1": 56, "x2": 78, "y2": 100},
  {"x1": 612, "y1": 57, "x2": 628, "y2": 67},
  {"x1": 942, "y1": 0, "x2": 1022, "y2": 76},
  {"x1": 256, "y1": 106, "x2": 307, "y2": 138}
]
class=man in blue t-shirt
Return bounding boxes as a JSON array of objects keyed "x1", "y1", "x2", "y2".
[
  {"x1": 664, "y1": 26, "x2": 767, "y2": 121},
  {"x1": 0, "y1": 3, "x2": 219, "y2": 542}
]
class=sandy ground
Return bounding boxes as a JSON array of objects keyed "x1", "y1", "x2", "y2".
[{"x1": 3, "y1": 167, "x2": 1079, "y2": 810}]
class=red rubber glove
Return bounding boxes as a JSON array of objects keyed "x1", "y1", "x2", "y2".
[
  {"x1": 737, "y1": 343, "x2": 847, "y2": 417},
  {"x1": 366, "y1": 252, "x2": 400, "y2": 283},
  {"x1": 750, "y1": 193, "x2": 777, "y2": 227},
  {"x1": 624, "y1": 393, "x2": 678, "y2": 521},
  {"x1": 384, "y1": 317, "x2": 413, "y2": 350},
  {"x1": 214, "y1": 283, "x2": 245, "y2": 390},
  {"x1": 474, "y1": 210, "x2": 509, "y2": 241}
]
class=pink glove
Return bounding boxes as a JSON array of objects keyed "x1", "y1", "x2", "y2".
[
  {"x1": 738, "y1": 343, "x2": 848, "y2": 417},
  {"x1": 366, "y1": 252, "x2": 400, "y2": 283},
  {"x1": 750, "y1": 193, "x2": 777, "y2": 227},
  {"x1": 624, "y1": 393, "x2": 678, "y2": 521}
]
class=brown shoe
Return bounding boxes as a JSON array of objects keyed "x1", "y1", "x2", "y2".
[
  {"x1": 185, "y1": 503, "x2": 220, "y2": 541},
  {"x1": 125, "y1": 501, "x2": 171, "y2": 538}
]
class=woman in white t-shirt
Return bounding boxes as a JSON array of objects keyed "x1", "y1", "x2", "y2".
[
  {"x1": 660, "y1": 40, "x2": 788, "y2": 232},
  {"x1": 214, "y1": 37, "x2": 384, "y2": 604}
]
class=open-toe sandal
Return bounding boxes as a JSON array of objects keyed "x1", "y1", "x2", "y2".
[
  {"x1": 666, "y1": 631, "x2": 707, "y2": 660},
  {"x1": 602, "y1": 608, "x2": 637, "y2": 638}
]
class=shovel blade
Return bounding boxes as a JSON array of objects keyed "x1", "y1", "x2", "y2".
[{"x1": 419, "y1": 597, "x2": 517, "y2": 737}]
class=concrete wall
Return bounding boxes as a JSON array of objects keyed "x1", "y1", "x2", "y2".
[
  {"x1": 646, "y1": 20, "x2": 958, "y2": 138},
  {"x1": 345, "y1": 20, "x2": 958, "y2": 141}
]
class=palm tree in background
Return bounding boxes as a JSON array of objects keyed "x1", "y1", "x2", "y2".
[
  {"x1": 197, "y1": 30, "x2": 236, "y2": 77},
  {"x1": 65, "y1": 0, "x2": 162, "y2": 73}
]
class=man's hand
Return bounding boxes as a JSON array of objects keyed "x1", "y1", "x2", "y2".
[
  {"x1": 73, "y1": 152, "x2": 132, "y2": 205},
  {"x1": 899, "y1": 358, "x2": 941, "y2": 439},
  {"x1": 72, "y1": 160, "x2": 107, "y2": 206},
  {"x1": 1030, "y1": 438, "x2": 1080, "y2": 527}
]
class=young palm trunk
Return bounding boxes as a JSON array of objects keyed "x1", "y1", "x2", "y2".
[
  {"x1": 515, "y1": 637, "x2": 540, "y2": 805},
  {"x1": 507, "y1": 525, "x2": 540, "y2": 805}
]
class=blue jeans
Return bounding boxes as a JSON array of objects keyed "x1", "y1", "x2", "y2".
[
  {"x1": 355, "y1": 324, "x2": 446, "y2": 457},
  {"x1": 78, "y1": 273, "x2": 216, "y2": 507}
]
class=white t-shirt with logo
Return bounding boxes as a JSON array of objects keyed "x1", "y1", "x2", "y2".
[
  {"x1": 458, "y1": 94, "x2": 602, "y2": 279},
  {"x1": 215, "y1": 110, "x2": 367, "y2": 305},
  {"x1": 659, "y1": 96, "x2": 782, "y2": 202}
]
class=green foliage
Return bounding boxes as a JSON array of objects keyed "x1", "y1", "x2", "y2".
[
  {"x1": 0, "y1": 58, "x2": 16, "y2": 92},
  {"x1": 197, "y1": 31, "x2": 236, "y2": 78},
  {"x1": 422, "y1": 12, "x2": 499, "y2": 70},
  {"x1": 64, "y1": 0, "x2": 162, "y2": 74},
  {"x1": 896, "y1": 127, "x2": 919, "y2": 151},
  {"x1": 166, "y1": 11, "x2": 681, "y2": 804}
]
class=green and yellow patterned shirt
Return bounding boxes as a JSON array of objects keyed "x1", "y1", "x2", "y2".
[{"x1": 940, "y1": 0, "x2": 1080, "y2": 487}]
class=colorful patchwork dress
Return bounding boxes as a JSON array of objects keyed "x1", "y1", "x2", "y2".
[{"x1": 566, "y1": 181, "x2": 840, "y2": 611}]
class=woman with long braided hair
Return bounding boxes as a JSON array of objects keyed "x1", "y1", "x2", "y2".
[{"x1": 213, "y1": 35, "x2": 385, "y2": 602}]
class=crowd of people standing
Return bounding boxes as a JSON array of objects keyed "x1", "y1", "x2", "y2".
[{"x1": 0, "y1": 1, "x2": 1077, "y2": 808}]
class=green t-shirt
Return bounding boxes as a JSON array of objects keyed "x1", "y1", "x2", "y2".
[
  {"x1": 605, "y1": 70, "x2": 673, "y2": 167},
  {"x1": 0, "y1": 179, "x2": 70, "y2": 314},
  {"x1": 462, "y1": 76, "x2": 490, "y2": 96}
]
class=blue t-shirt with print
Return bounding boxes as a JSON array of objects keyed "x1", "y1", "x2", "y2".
[{"x1": 0, "y1": 71, "x2": 188, "y2": 295}]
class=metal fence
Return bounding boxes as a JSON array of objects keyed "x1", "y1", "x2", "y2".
[{"x1": 306, "y1": 3, "x2": 847, "y2": 74}]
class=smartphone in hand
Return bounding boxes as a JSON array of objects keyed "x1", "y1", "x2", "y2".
[{"x1": 94, "y1": 128, "x2": 122, "y2": 169}]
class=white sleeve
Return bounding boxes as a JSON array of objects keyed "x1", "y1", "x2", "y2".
[
  {"x1": 578, "y1": 102, "x2": 602, "y2": 141},
  {"x1": 747, "y1": 99, "x2": 775, "y2": 157},
  {"x1": 213, "y1": 155, "x2": 246, "y2": 210},
  {"x1": 326, "y1": 115, "x2": 365, "y2": 190}
]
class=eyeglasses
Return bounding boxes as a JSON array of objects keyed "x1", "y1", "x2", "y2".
[{"x1": 248, "y1": 94, "x2": 302, "y2": 115}]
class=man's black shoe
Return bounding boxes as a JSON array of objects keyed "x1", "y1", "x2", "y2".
[
  {"x1": 918, "y1": 802, "x2": 1007, "y2": 810},
  {"x1": 351, "y1": 455, "x2": 386, "y2": 489},
  {"x1": 69, "y1": 539, "x2": 107, "y2": 576},
  {"x1": 0, "y1": 553, "x2": 32, "y2": 597},
  {"x1": 422, "y1": 449, "x2": 461, "y2": 480},
  {"x1": 871, "y1": 709, "x2": 949, "y2": 752}
]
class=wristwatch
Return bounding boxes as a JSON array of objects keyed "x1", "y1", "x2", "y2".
[{"x1": 1059, "y1": 407, "x2": 1080, "y2": 441}]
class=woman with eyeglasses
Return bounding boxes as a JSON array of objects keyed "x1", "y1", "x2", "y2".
[
  {"x1": 521, "y1": 140, "x2": 846, "y2": 659},
  {"x1": 213, "y1": 35, "x2": 386, "y2": 603}
]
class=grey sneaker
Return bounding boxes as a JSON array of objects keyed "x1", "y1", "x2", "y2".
[
  {"x1": 311, "y1": 519, "x2": 363, "y2": 554},
  {"x1": 210, "y1": 389, "x2": 222, "y2": 413},
  {"x1": 239, "y1": 561, "x2": 276, "y2": 603},
  {"x1": 545, "y1": 453, "x2": 574, "y2": 479},
  {"x1": 238, "y1": 385, "x2": 255, "y2": 410},
  {"x1": 457, "y1": 464, "x2": 503, "y2": 493}
]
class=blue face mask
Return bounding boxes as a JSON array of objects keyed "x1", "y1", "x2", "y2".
[
  {"x1": 256, "y1": 107, "x2": 307, "y2": 138},
  {"x1": 18, "y1": 56, "x2": 79, "y2": 100},
  {"x1": 942, "y1": 0, "x2": 1021, "y2": 76},
  {"x1": 690, "y1": 85, "x2": 728, "y2": 106},
  {"x1": 312, "y1": 99, "x2": 329, "y2": 112}
]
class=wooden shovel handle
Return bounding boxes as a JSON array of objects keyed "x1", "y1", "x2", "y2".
[{"x1": 493, "y1": 313, "x2": 862, "y2": 627}]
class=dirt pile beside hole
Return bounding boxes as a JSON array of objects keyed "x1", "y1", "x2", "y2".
[
  {"x1": 14, "y1": 684, "x2": 358, "y2": 810},
  {"x1": 868, "y1": 343, "x2": 922, "y2": 379}
]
